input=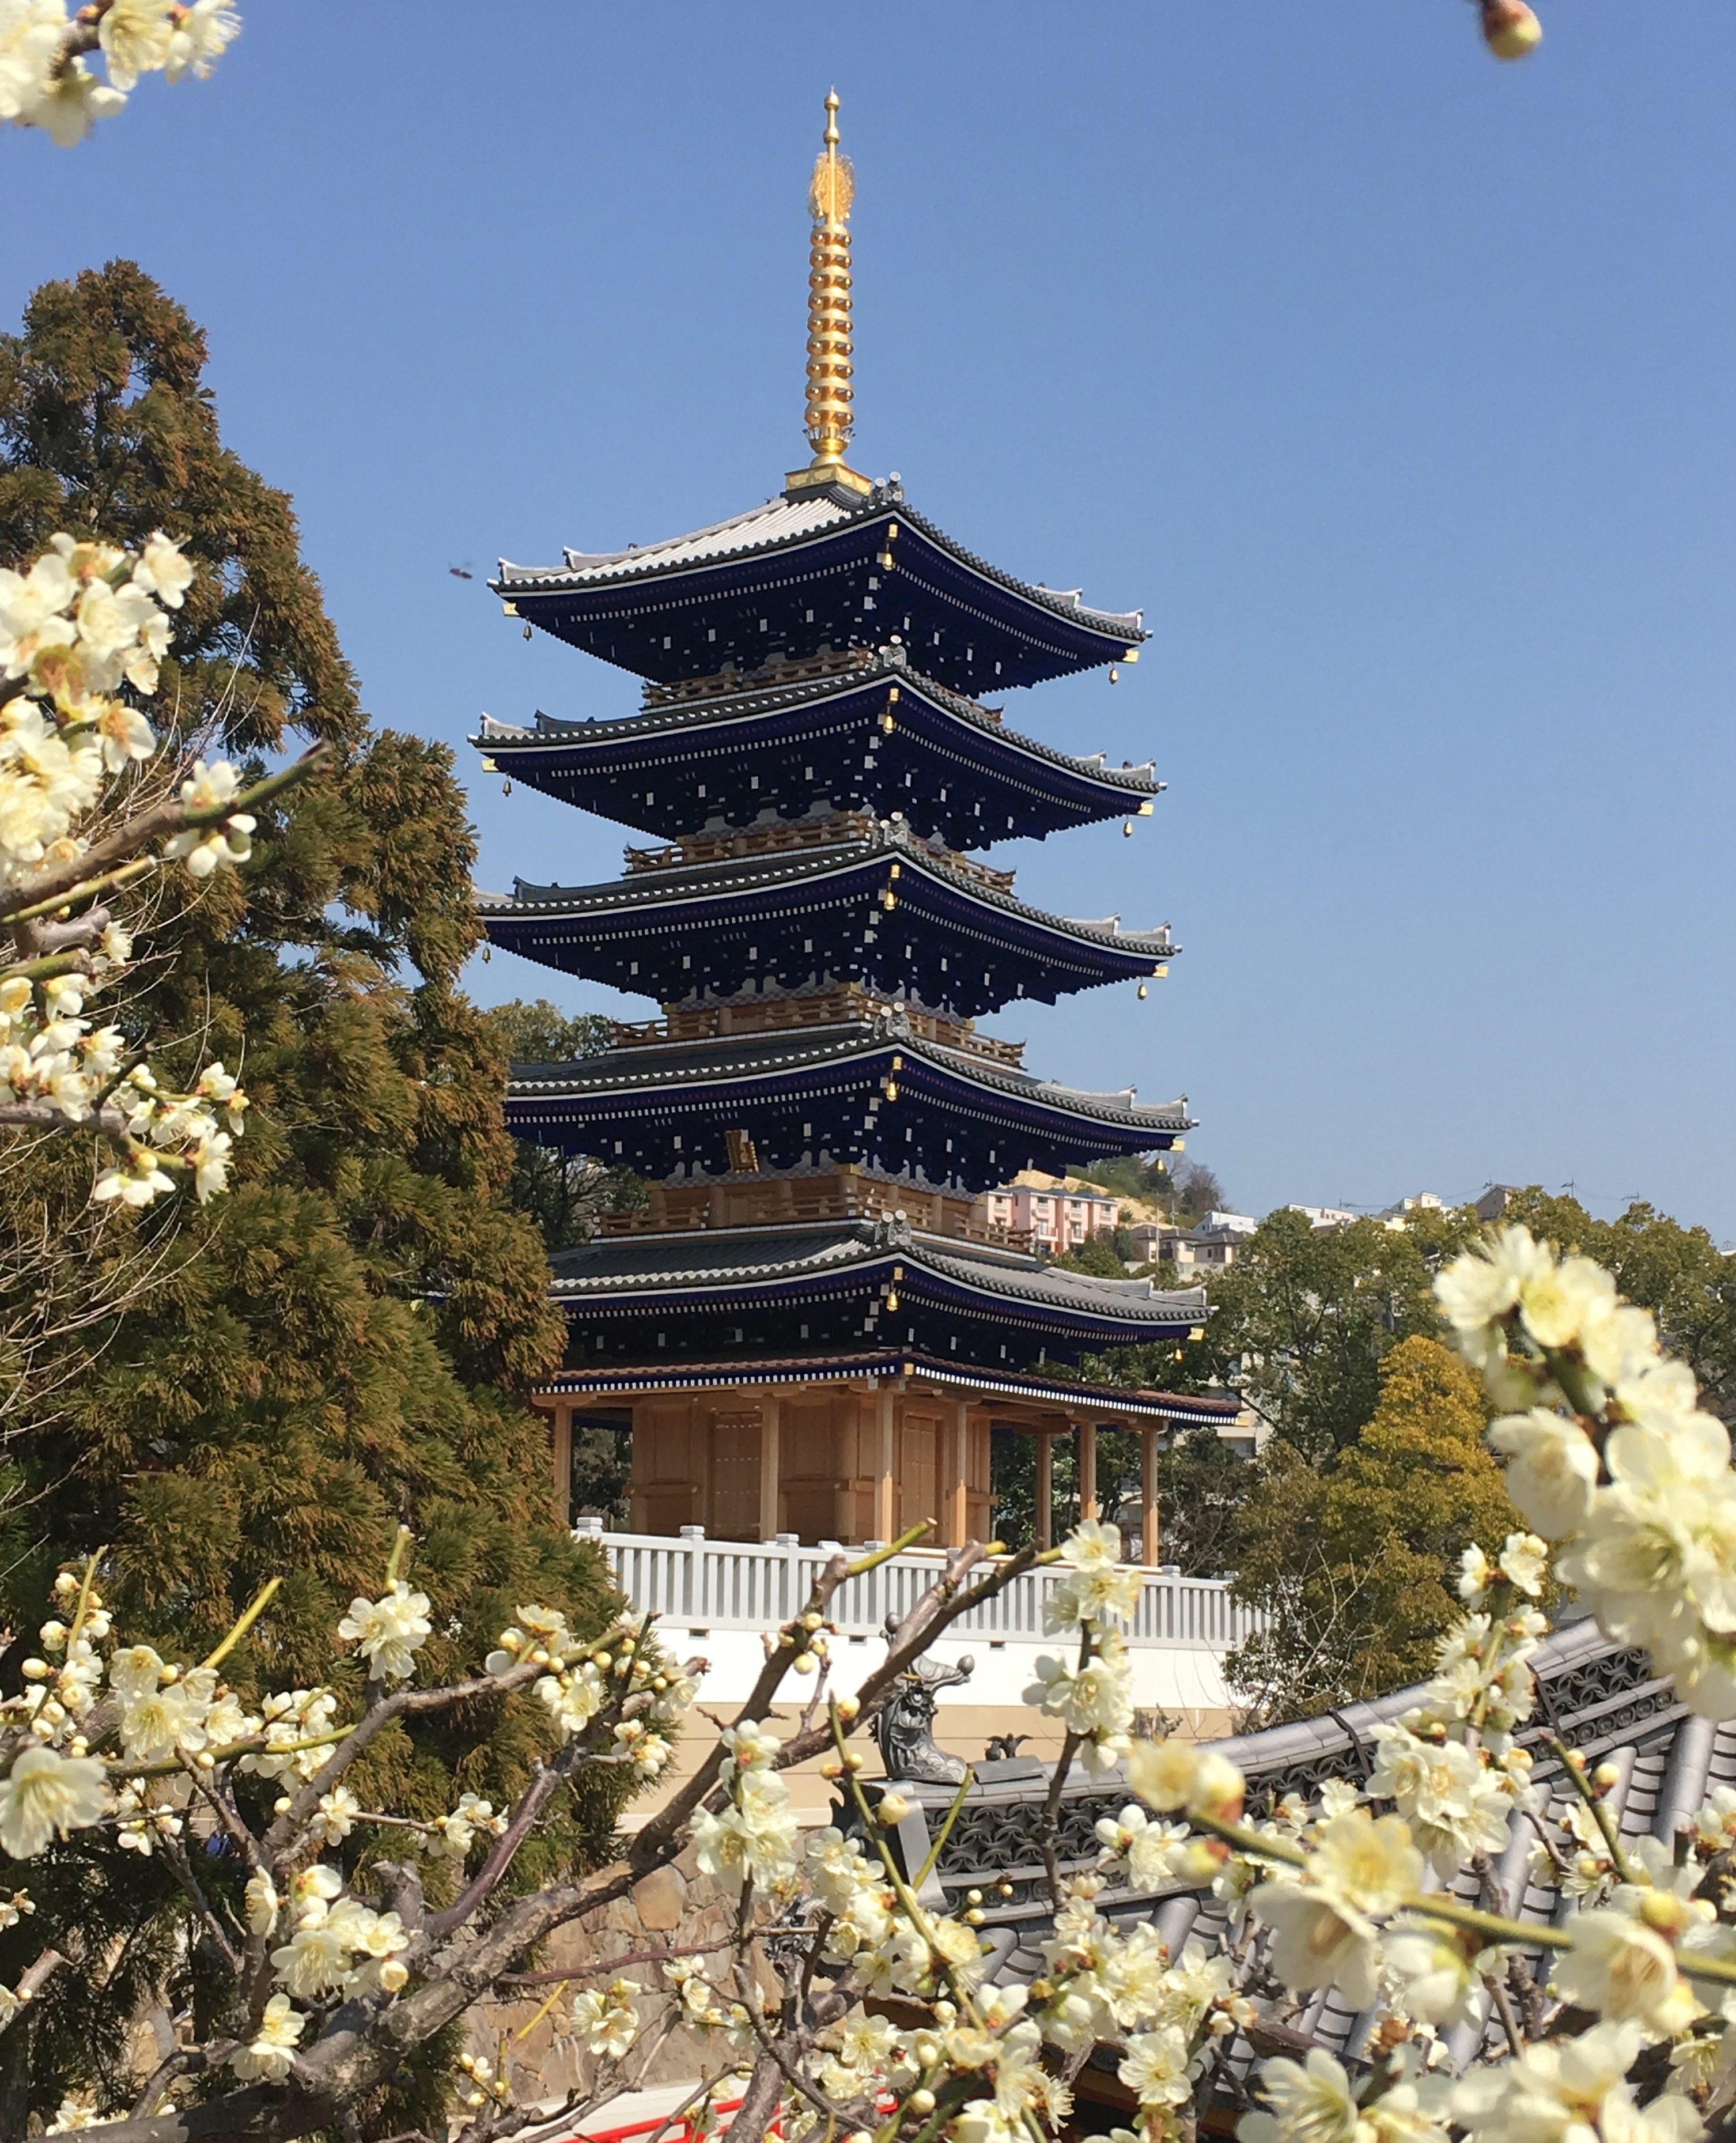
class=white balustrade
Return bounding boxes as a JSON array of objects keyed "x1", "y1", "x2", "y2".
[{"x1": 573, "y1": 1521, "x2": 1261, "y2": 1652}]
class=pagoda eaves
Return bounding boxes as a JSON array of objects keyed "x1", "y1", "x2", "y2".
[
  {"x1": 475, "y1": 649, "x2": 1160, "y2": 846},
  {"x1": 547, "y1": 1216, "x2": 1204, "y2": 1372},
  {"x1": 481, "y1": 827, "x2": 1174, "y2": 1018},
  {"x1": 505, "y1": 1016, "x2": 1192, "y2": 1185}
]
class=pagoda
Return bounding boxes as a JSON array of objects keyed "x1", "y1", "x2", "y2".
[{"x1": 476, "y1": 96, "x2": 1230, "y2": 1555}]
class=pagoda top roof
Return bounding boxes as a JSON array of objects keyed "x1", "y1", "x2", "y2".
[
  {"x1": 545, "y1": 1215, "x2": 1204, "y2": 1333},
  {"x1": 508, "y1": 1016, "x2": 1190, "y2": 1140},
  {"x1": 493, "y1": 481, "x2": 1147, "y2": 694}
]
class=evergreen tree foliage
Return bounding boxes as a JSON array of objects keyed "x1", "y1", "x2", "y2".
[
  {"x1": 0, "y1": 266, "x2": 623, "y2": 2121},
  {"x1": 1227, "y1": 1336, "x2": 1522, "y2": 1724}
]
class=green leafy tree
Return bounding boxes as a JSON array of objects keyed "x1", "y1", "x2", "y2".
[
  {"x1": 1105, "y1": 1206, "x2": 1480, "y2": 1462},
  {"x1": 1227, "y1": 1335, "x2": 1522, "y2": 1724},
  {"x1": 0, "y1": 264, "x2": 621, "y2": 2124},
  {"x1": 1050, "y1": 1234, "x2": 1128, "y2": 1279}
]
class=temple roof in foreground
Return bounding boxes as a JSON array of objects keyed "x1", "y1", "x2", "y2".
[
  {"x1": 887, "y1": 1616, "x2": 1697, "y2": 2090},
  {"x1": 505, "y1": 1017, "x2": 1189, "y2": 1182},
  {"x1": 474, "y1": 648, "x2": 1159, "y2": 846},
  {"x1": 493, "y1": 485, "x2": 1147, "y2": 694}
]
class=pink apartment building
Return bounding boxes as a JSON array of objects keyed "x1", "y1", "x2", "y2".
[{"x1": 977, "y1": 1180, "x2": 1122, "y2": 1254}]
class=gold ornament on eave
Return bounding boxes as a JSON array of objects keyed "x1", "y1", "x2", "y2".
[{"x1": 788, "y1": 89, "x2": 871, "y2": 498}]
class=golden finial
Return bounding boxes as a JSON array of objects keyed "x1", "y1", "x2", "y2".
[{"x1": 786, "y1": 89, "x2": 871, "y2": 499}]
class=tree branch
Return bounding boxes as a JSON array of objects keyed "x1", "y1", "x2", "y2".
[{"x1": 0, "y1": 744, "x2": 331, "y2": 925}]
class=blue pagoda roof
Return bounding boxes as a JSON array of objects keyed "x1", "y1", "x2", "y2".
[
  {"x1": 544, "y1": 1215, "x2": 1205, "y2": 1371},
  {"x1": 492, "y1": 482, "x2": 1147, "y2": 694},
  {"x1": 475, "y1": 648, "x2": 1159, "y2": 846},
  {"x1": 506, "y1": 1016, "x2": 1189, "y2": 1188},
  {"x1": 479, "y1": 823, "x2": 1174, "y2": 1019}
]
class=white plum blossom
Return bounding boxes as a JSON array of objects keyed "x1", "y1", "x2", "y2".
[
  {"x1": 691, "y1": 1768, "x2": 800, "y2": 1895},
  {"x1": 1550, "y1": 1908, "x2": 1699, "y2": 2036},
  {"x1": 1096, "y1": 1802, "x2": 1193, "y2": 1889},
  {"x1": 0, "y1": 533, "x2": 261, "y2": 1207},
  {"x1": 1451, "y1": 2021, "x2": 1699, "y2": 2142},
  {"x1": 569, "y1": 1976, "x2": 641, "y2": 2061},
  {"x1": 1045, "y1": 1519, "x2": 1144, "y2": 1629},
  {"x1": 1498, "y1": 1529, "x2": 1550, "y2": 1596},
  {"x1": 0, "y1": 0, "x2": 239, "y2": 142},
  {"x1": 337, "y1": 1581, "x2": 433, "y2": 1683},
  {"x1": 1367, "y1": 1721, "x2": 1518, "y2": 1876},
  {"x1": 1489, "y1": 1408, "x2": 1601, "y2": 1537},
  {"x1": 1125, "y1": 1736, "x2": 1246, "y2": 1819},
  {"x1": 1118, "y1": 2024, "x2": 1193, "y2": 2107},
  {"x1": 1238, "y1": 2049, "x2": 1363, "y2": 2143},
  {"x1": 1251, "y1": 1811, "x2": 1423, "y2": 2008},
  {"x1": 433, "y1": 1790, "x2": 505, "y2": 1858},
  {"x1": 0, "y1": 1744, "x2": 109, "y2": 1857},
  {"x1": 230, "y1": 1994, "x2": 304, "y2": 2083}
]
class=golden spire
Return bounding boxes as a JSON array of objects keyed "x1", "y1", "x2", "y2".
[{"x1": 786, "y1": 90, "x2": 872, "y2": 499}]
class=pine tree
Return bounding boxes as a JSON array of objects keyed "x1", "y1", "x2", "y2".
[{"x1": 0, "y1": 266, "x2": 621, "y2": 2121}]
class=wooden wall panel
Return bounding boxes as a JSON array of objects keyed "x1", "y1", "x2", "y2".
[{"x1": 631, "y1": 1399, "x2": 705, "y2": 1535}]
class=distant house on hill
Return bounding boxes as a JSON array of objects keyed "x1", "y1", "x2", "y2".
[{"x1": 1125, "y1": 1210, "x2": 1259, "y2": 1271}]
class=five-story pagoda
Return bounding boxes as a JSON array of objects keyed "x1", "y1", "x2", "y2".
[{"x1": 476, "y1": 96, "x2": 1231, "y2": 1554}]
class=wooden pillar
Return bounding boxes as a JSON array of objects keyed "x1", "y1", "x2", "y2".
[
  {"x1": 1079, "y1": 1418, "x2": 1099, "y2": 1524},
  {"x1": 874, "y1": 1389, "x2": 897, "y2": 1543},
  {"x1": 1035, "y1": 1428, "x2": 1054, "y2": 1551},
  {"x1": 758, "y1": 1391, "x2": 782, "y2": 1543},
  {"x1": 945, "y1": 1398, "x2": 970, "y2": 1548},
  {"x1": 629, "y1": 1397, "x2": 652, "y2": 1533},
  {"x1": 1141, "y1": 1423, "x2": 1161, "y2": 1568},
  {"x1": 550, "y1": 1403, "x2": 573, "y2": 1528}
]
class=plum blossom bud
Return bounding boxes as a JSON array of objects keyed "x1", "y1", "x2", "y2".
[{"x1": 1481, "y1": 0, "x2": 1542, "y2": 58}]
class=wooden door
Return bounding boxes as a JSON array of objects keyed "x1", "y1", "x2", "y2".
[
  {"x1": 899, "y1": 1416, "x2": 937, "y2": 1539},
  {"x1": 710, "y1": 1413, "x2": 762, "y2": 1541}
]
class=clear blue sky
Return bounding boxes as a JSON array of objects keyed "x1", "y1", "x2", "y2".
[{"x1": 9, "y1": 6, "x2": 1734, "y2": 1235}]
